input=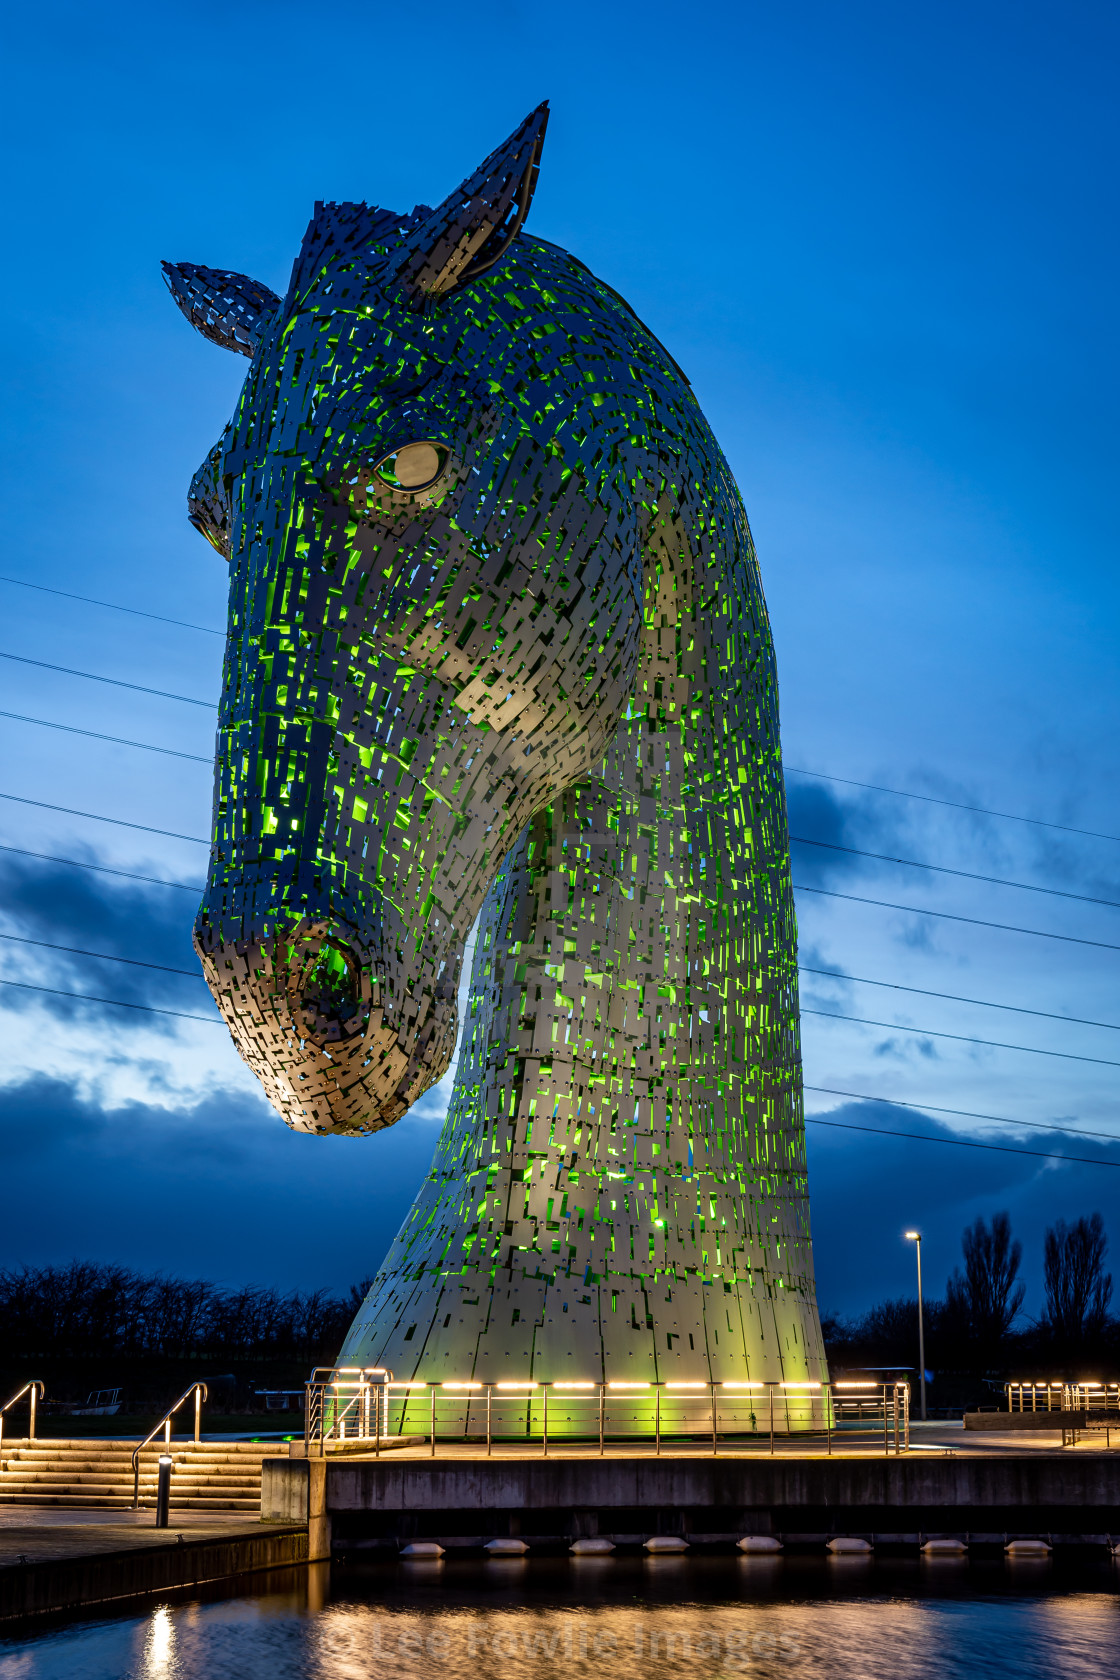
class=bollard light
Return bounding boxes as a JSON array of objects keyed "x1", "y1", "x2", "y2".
[{"x1": 155, "y1": 1455, "x2": 173, "y2": 1528}]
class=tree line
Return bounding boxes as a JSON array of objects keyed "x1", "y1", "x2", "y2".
[
  {"x1": 0, "y1": 1262, "x2": 372, "y2": 1364},
  {"x1": 824, "y1": 1211, "x2": 1115, "y2": 1375}
]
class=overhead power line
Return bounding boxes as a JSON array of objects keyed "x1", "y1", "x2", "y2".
[
  {"x1": 0, "y1": 650, "x2": 214, "y2": 709},
  {"x1": 0, "y1": 921, "x2": 1115, "y2": 1068},
  {"x1": 800, "y1": 1007, "x2": 1120, "y2": 1068},
  {"x1": 4, "y1": 836, "x2": 1111, "y2": 958},
  {"x1": 804, "y1": 1084, "x2": 1120, "y2": 1145},
  {"x1": 798, "y1": 965, "x2": 1120, "y2": 1033},
  {"x1": 0, "y1": 710, "x2": 209, "y2": 764},
  {"x1": 0, "y1": 843, "x2": 1116, "y2": 1021},
  {"x1": 803, "y1": 1113, "x2": 1120, "y2": 1171},
  {"x1": 0, "y1": 842, "x2": 201, "y2": 893},
  {"x1": 1, "y1": 571, "x2": 1113, "y2": 845},
  {"x1": 794, "y1": 881, "x2": 1120, "y2": 952},
  {"x1": 0, "y1": 791, "x2": 208, "y2": 845},
  {"x1": 3, "y1": 926, "x2": 1115, "y2": 1068},
  {"x1": 786, "y1": 765, "x2": 1120, "y2": 845},
  {"x1": 0, "y1": 930, "x2": 202, "y2": 979},
  {"x1": 790, "y1": 834, "x2": 1120, "y2": 910},
  {"x1": 0, "y1": 976, "x2": 218, "y2": 1024},
  {"x1": 0, "y1": 574, "x2": 224, "y2": 637},
  {"x1": 0, "y1": 773, "x2": 1112, "y2": 950}
]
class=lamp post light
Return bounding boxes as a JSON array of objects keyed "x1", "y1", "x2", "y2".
[{"x1": 905, "y1": 1231, "x2": 927, "y2": 1421}]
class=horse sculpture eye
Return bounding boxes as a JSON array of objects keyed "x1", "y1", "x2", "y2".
[{"x1": 375, "y1": 440, "x2": 446, "y2": 491}]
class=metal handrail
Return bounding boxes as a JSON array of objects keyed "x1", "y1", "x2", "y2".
[
  {"x1": 1005, "y1": 1381, "x2": 1120, "y2": 1416},
  {"x1": 0, "y1": 1382, "x2": 45, "y2": 1456},
  {"x1": 302, "y1": 1375, "x2": 910, "y2": 1458},
  {"x1": 131, "y1": 1382, "x2": 208, "y2": 1508},
  {"x1": 305, "y1": 1367, "x2": 392, "y2": 1457}
]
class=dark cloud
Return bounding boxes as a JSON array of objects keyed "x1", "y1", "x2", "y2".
[
  {"x1": 0, "y1": 1075, "x2": 438, "y2": 1292},
  {"x1": 808, "y1": 1099, "x2": 1120, "y2": 1321},
  {"x1": 5, "y1": 1071, "x2": 1119, "y2": 1328},
  {"x1": 784, "y1": 777, "x2": 904, "y2": 887},
  {"x1": 787, "y1": 767, "x2": 1120, "y2": 905},
  {"x1": 870, "y1": 1034, "x2": 941, "y2": 1060},
  {"x1": 1026, "y1": 829, "x2": 1120, "y2": 904},
  {"x1": 0, "y1": 851, "x2": 206, "y2": 1027}
]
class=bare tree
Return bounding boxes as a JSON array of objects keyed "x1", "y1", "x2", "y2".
[
  {"x1": 1044, "y1": 1214, "x2": 1114, "y2": 1342},
  {"x1": 0, "y1": 1262, "x2": 364, "y2": 1365},
  {"x1": 345, "y1": 1277, "x2": 375, "y2": 1317},
  {"x1": 945, "y1": 1212, "x2": 1025, "y2": 1346}
]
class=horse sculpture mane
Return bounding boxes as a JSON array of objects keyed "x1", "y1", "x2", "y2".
[{"x1": 166, "y1": 104, "x2": 827, "y2": 1392}]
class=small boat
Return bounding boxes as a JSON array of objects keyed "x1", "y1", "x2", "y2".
[{"x1": 66, "y1": 1388, "x2": 123, "y2": 1416}]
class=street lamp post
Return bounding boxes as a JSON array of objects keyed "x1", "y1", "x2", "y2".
[{"x1": 905, "y1": 1231, "x2": 927, "y2": 1421}]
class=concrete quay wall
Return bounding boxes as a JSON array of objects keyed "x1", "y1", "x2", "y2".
[
  {"x1": 262, "y1": 1453, "x2": 1120, "y2": 1549},
  {"x1": 0, "y1": 1526, "x2": 307, "y2": 1624}
]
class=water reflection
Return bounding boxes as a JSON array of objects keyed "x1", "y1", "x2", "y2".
[
  {"x1": 307, "y1": 1601, "x2": 805, "y2": 1677},
  {"x1": 139, "y1": 1605, "x2": 175, "y2": 1679},
  {"x1": 0, "y1": 1554, "x2": 1117, "y2": 1680}
]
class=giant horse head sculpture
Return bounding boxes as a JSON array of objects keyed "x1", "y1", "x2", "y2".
[{"x1": 169, "y1": 106, "x2": 826, "y2": 1388}]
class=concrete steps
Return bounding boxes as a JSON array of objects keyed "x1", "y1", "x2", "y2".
[{"x1": 0, "y1": 1440, "x2": 275, "y2": 1512}]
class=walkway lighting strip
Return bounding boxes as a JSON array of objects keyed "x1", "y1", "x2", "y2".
[
  {"x1": 607, "y1": 1382, "x2": 650, "y2": 1390},
  {"x1": 496, "y1": 1382, "x2": 538, "y2": 1390},
  {"x1": 780, "y1": 1381, "x2": 821, "y2": 1388},
  {"x1": 385, "y1": 1381, "x2": 428, "y2": 1389},
  {"x1": 721, "y1": 1382, "x2": 765, "y2": 1389},
  {"x1": 833, "y1": 1382, "x2": 878, "y2": 1389},
  {"x1": 553, "y1": 1382, "x2": 596, "y2": 1389},
  {"x1": 666, "y1": 1382, "x2": 708, "y2": 1389},
  {"x1": 442, "y1": 1382, "x2": 483, "y2": 1390}
]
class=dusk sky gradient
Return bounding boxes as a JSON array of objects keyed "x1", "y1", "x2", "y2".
[{"x1": 0, "y1": 0, "x2": 1116, "y2": 1324}]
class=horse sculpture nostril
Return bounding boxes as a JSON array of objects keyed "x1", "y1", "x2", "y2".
[
  {"x1": 305, "y1": 944, "x2": 360, "y2": 1023},
  {"x1": 284, "y1": 934, "x2": 367, "y2": 1044}
]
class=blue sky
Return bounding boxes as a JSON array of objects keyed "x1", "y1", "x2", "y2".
[{"x1": 0, "y1": 0, "x2": 1116, "y2": 1321}]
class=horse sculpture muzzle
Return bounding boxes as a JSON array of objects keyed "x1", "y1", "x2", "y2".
[{"x1": 193, "y1": 894, "x2": 463, "y2": 1135}]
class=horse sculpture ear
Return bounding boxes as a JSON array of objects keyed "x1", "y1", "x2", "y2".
[
  {"x1": 161, "y1": 261, "x2": 281, "y2": 357},
  {"x1": 385, "y1": 102, "x2": 549, "y2": 305}
]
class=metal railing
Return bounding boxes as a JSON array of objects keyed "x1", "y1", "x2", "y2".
[
  {"x1": 1006, "y1": 1381, "x2": 1120, "y2": 1414},
  {"x1": 305, "y1": 1367, "x2": 392, "y2": 1456},
  {"x1": 0, "y1": 1382, "x2": 45, "y2": 1456},
  {"x1": 1065, "y1": 1382, "x2": 1120, "y2": 1414},
  {"x1": 131, "y1": 1382, "x2": 208, "y2": 1508},
  {"x1": 1006, "y1": 1382, "x2": 1063, "y2": 1412},
  {"x1": 304, "y1": 1372, "x2": 910, "y2": 1457}
]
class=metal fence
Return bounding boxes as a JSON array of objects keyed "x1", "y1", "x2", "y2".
[
  {"x1": 1005, "y1": 1381, "x2": 1120, "y2": 1413},
  {"x1": 305, "y1": 1370, "x2": 910, "y2": 1458}
]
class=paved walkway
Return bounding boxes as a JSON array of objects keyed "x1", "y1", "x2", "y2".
[{"x1": 0, "y1": 1511, "x2": 295, "y2": 1571}]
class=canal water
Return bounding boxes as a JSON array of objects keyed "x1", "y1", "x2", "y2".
[{"x1": 1, "y1": 1553, "x2": 1117, "y2": 1679}]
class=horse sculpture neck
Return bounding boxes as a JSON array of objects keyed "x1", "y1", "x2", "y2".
[{"x1": 340, "y1": 289, "x2": 824, "y2": 1383}]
